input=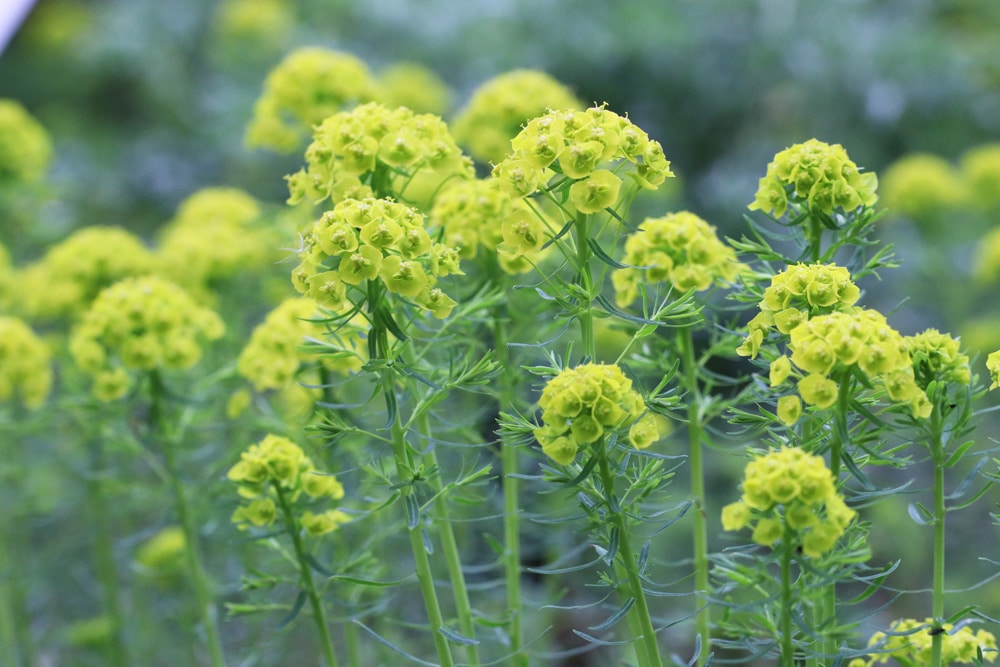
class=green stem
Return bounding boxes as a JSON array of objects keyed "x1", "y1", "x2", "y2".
[
  {"x1": 274, "y1": 483, "x2": 339, "y2": 667},
  {"x1": 779, "y1": 523, "x2": 795, "y2": 667},
  {"x1": 389, "y1": 411, "x2": 456, "y2": 667},
  {"x1": 150, "y1": 373, "x2": 226, "y2": 667},
  {"x1": 574, "y1": 212, "x2": 595, "y2": 359},
  {"x1": 679, "y1": 326, "x2": 710, "y2": 666},
  {"x1": 930, "y1": 404, "x2": 946, "y2": 667},
  {"x1": 596, "y1": 451, "x2": 662, "y2": 667},
  {"x1": 420, "y1": 414, "x2": 480, "y2": 666},
  {"x1": 88, "y1": 437, "x2": 129, "y2": 667},
  {"x1": 493, "y1": 301, "x2": 527, "y2": 667}
]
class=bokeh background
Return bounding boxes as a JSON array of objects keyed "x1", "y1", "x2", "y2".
[{"x1": 3, "y1": 0, "x2": 1000, "y2": 664}]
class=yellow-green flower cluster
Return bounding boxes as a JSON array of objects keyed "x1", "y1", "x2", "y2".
[
  {"x1": 246, "y1": 48, "x2": 379, "y2": 153},
  {"x1": 737, "y1": 263, "x2": 860, "y2": 358},
  {"x1": 973, "y1": 226, "x2": 1000, "y2": 285},
  {"x1": 0, "y1": 317, "x2": 53, "y2": 409},
  {"x1": 69, "y1": 276, "x2": 225, "y2": 401},
  {"x1": 492, "y1": 106, "x2": 674, "y2": 212},
  {"x1": 0, "y1": 99, "x2": 53, "y2": 184},
  {"x1": 214, "y1": 0, "x2": 293, "y2": 52},
  {"x1": 848, "y1": 618, "x2": 997, "y2": 666},
  {"x1": 156, "y1": 187, "x2": 277, "y2": 294},
  {"x1": 612, "y1": 211, "x2": 743, "y2": 306},
  {"x1": 377, "y1": 62, "x2": 451, "y2": 116},
  {"x1": 134, "y1": 526, "x2": 186, "y2": 583},
  {"x1": 749, "y1": 139, "x2": 878, "y2": 218},
  {"x1": 451, "y1": 69, "x2": 583, "y2": 165},
  {"x1": 228, "y1": 434, "x2": 350, "y2": 537},
  {"x1": 774, "y1": 310, "x2": 929, "y2": 419},
  {"x1": 721, "y1": 447, "x2": 855, "y2": 558},
  {"x1": 287, "y1": 102, "x2": 472, "y2": 206},
  {"x1": 905, "y1": 329, "x2": 970, "y2": 390},
  {"x1": 292, "y1": 197, "x2": 462, "y2": 318},
  {"x1": 533, "y1": 363, "x2": 663, "y2": 465},
  {"x1": 17, "y1": 226, "x2": 156, "y2": 322},
  {"x1": 429, "y1": 177, "x2": 551, "y2": 274},
  {"x1": 881, "y1": 153, "x2": 969, "y2": 221},
  {"x1": 961, "y1": 143, "x2": 1000, "y2": 211},
  {"x1": 988, "y1": 350, "x2": 1000, "y2": 391}
]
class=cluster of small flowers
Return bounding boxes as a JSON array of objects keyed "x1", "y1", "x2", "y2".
[
  {"x1": 881, "y1": 153, "x2": 969, "y2": 221},
  {"x1": 749, "y1": 138, "x2": 878, "y2": 218},
  {"x1": 451, "y1": 69, "x2": 583, "y2": 165},
  {"x1": 772, "y1": 309, "x2": 929, "y2": 422},
  {"x1": 612, "y1": 211, "x2": 743, "y2": 306},
  {"x1": 429, "y1": 177, "x2": 550, "y2": 274},
  {"x1": 0, "y1": 98, "x2": 53, "y2": 184},
  {"x1": 721, "y1": 447, "x2": 855, "y2": 558},
  {"x1": 157, "y1": 187, "x2": 278, "y2": 295},
  {"x1": 213, "y1": 0, "x2": 293, "y2": 53},
  {"x1": 848, "y1": 618, "x2": 997, "y2": 666},
  {"x1": 245, "y1": 48, "x2": 379, "y2": 152},
  {"x1": 377, "y1": 62, "x2": 451, "y2": 116},
  {"x1": 287, "y1": 102, "x2": 472, "y2": 206},
  {"x1": 17, "y1": 227, "x2": 156, "y2": 322},
  {"x1": 904, "y1": 328, "x2": 971, "y2": 389},
  {"x1": 69, "y1": 276, "x2": 225, "y2": 401},
  {"x1": 963, "y1": 143, "x2": 1000, "y2": 211},
  {"x1": 533, "y1": 363, "x2": 662, "y2": 465},
  {"x1": 228, "y1": 434, "x2": 350, "y2": 537},
  {"x1": 492, "y1": 107, "x2": 674, "y2": 212},
  {"x1": 739, "y1": 263, "x2": 861, "y2": 355},
  {"x1": 292, "y1": 197, "x2": 462, "y2": 318},
  {"x1": 134, "y1": 526, "x2": 186, "y2": 583},
  {"x1": 988, "y1": 350, "x2": 1000, "y2": 391},
  {"x1": 0, "y1": 316, "x2": 52, "y2": 409}
]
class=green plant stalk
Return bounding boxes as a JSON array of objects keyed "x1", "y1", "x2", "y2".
[
  {"x1": 87, "y1": 436, "x2": 129, "y2": 667},
  {"x1": 779, "y1": 523, "x2": 795, "y2": 667},
  {"x1": 574, "y1": 212, "x2": 595, "y2": 359},
  {"x1": 149, "y1": 373, "x2": 226, "y2": 667},
  {"x1": 597, "y1": 451, "x2": 662, "y2": 667},
  {"x1": 492, "y1": 300, "x2": 527, "y2": 667},
  {"x1": 679, "y1": 325, "x2": 711, "y2": 667},
  {"x1": 930, "y1": 404, "x2": 946, "y2": 667},
  {"x1": 274, "y1": 483, "x2": 340, "y2": 667},
  {"x1": 418, "y1": 413, "x2": 480, "y2": 666},
  {"x1": 389, "y1": 411, "x2": 456, "y2": 667}
]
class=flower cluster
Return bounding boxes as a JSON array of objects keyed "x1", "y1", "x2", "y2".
[
  {"x1": 612, "y1": 211, "x2": 743, "y2": 306},
  {"x1": 973, "y1": 226, "x2": 1000, "y2": 285},
  {"x1": 492, "y1": 106, "x2": 674, "y2": 209},
  {"x1": 0, "y1": 317, "x2": 53, "y2": 409},
  {"x1": 738, "y1": 263, "x2": 861, "y2": 358},
  {"x1": 287, "y1": 102, "x2": 472, "y2": 206},
  {"x1": 0, "y1": 98, "x2": 53, "y2": 184},
  {"x1": 245, "y1": 48, "x2": 379, "y2": 152},
  {"x1": 848, "y1": 618, "x2": 997, "y2": 666},
  {"x1": 377, "y1": 62, "x2": 451, "y2": 116},
  {"x1": 988, "y1": 350, "x2": 1000, "y2": 391},
  {"x1": 749, "y1": 139, "x2": 878, "y2": 218},
  {"x1": 721, "y1": 447, "x2": 855, "y2": 558},
  {"x1": 772, "y1": 309, "x2": 929, "y2": 420},
  {"x1": 533, "y1": 363, "x2": 662, "y2": 465},
  {"x1": 292, "y1": 197, "x2": 462, "y2": 318},
  {"x1": 228, "y1": 434, "x2": 350, "y2": 537},
  {"x1": 451, "y1": 69, "x2": 583, "y2": 165},
  {"x1": 213, "y1": 0, "x2": 293, "y2": 53},
  {"x1": 17, "y1": 226, "x2": 156, "y2": 322},
  {"x1": 69, "y1": 276, "x2": 225, "y2": 401},
  {"x1": 156, "y1": 187, "x2": 278, "y2": 294},
  {"x1": 961, "y1": 143, "x2": 1000, "y2": 211},
  {"x1": 134, "y1": 526, "x2": 186, "y2": 584},
  {"x1": 905, "y1": 329, "x2": 970, "y2": 390},
  {"x1": 881, "y1": 153, "x2": 968, "y2": 222},
  {"x1": 429, "y1": 177, "x2": 550, "y2": 274}
]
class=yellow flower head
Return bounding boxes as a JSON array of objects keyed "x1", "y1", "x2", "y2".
[
  {"x1": 0, "y1": 98, "x2": 53, "y2": 184},
  {"x1": 613, "y1": 210, "x2": 743, "y2": 306},
  {"x1": 452, "y1": 69, "x2": 583, "y2": 165},
  {"x1": 0, "y1": 317, "x2": 53, "y2": 409},
  {"x1": 853, "y1": 618, "x2": 997, "y2": 666},
  {"x1": 246, "y1": 47, "x2": 379, "y2": 152},
  {"x1": 905, "y1": 328, "x2": 970, "y2": 389},
  {"x1": 376, "y1": 62, "x2": 452, "y2": 116},
  {"x1": 725, "y1": 447, "x2": 854, "y2": 558},
  {"x1": 749, "y1": 139, "x2": 877, "y2": 218},
  {"x1": 534, "y1": 363, "x2": 662, "y2": 464},
  {"x1": 69, "y1": 276, "x2": 224, "y2": 401},
  {"x1": 881, "y1": 153, "x2": 969, "y2": 222},
  {"x1": 961, "y1": 143, "x2": 1000, "y2": 211}
]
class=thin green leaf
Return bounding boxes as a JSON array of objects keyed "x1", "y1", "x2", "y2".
[
  {"x1": 588, "y1": 597, "x2": 635, "y2": 632},
  {"x1": 277, "y1": 590, "x2": 307, "y2": 630},
  {"x1": 438, "y1": 625, "x2": 480, "y2": 646}
]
